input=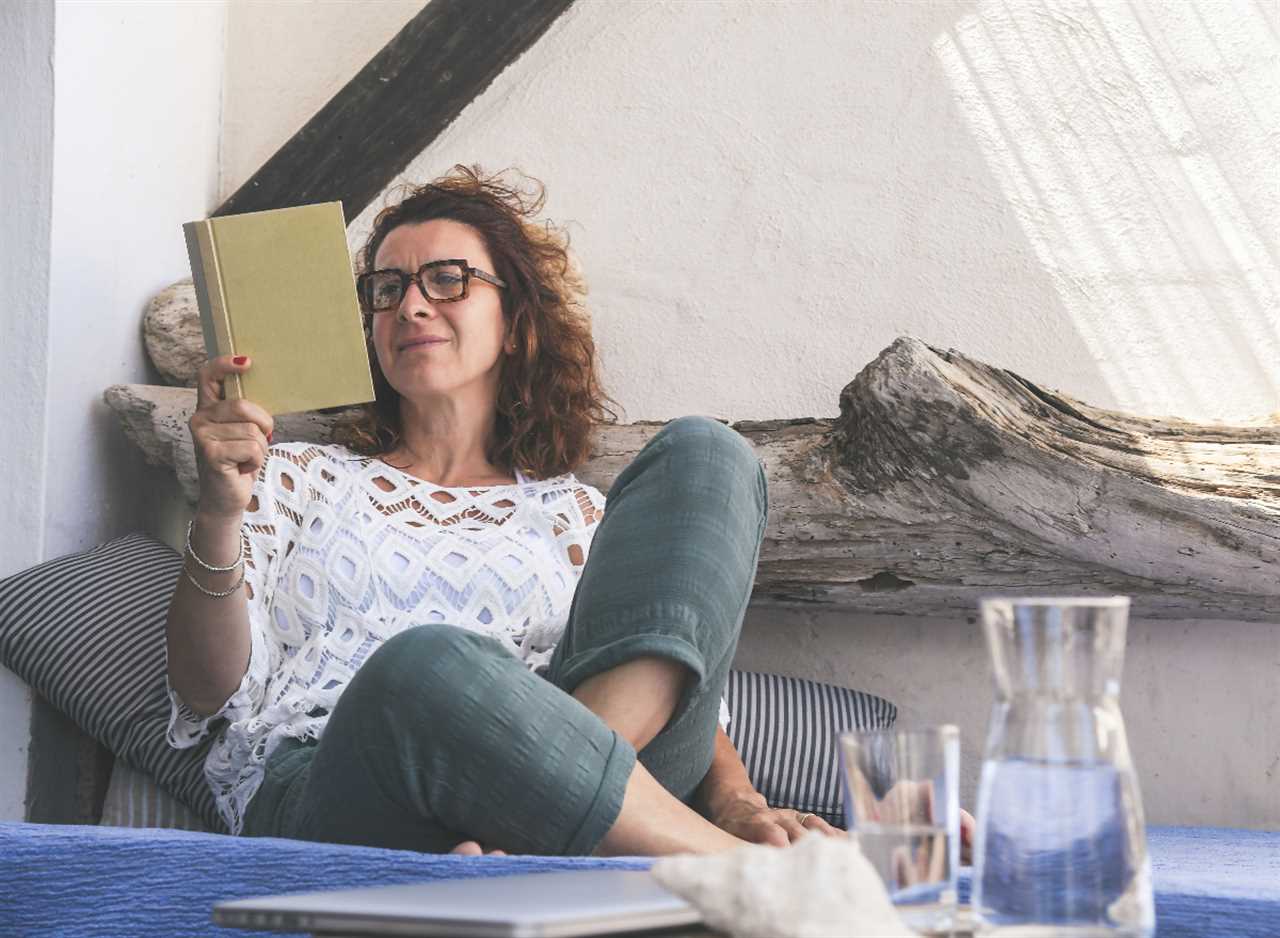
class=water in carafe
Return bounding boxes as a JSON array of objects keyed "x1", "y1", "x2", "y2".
[{"x1": 973, "y1": 597, "x2": 1154, "y2": 937}]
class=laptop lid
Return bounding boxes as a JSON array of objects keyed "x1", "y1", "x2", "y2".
[{"x1": 213, "y1": 868, "x2": 703, "y2": 938}]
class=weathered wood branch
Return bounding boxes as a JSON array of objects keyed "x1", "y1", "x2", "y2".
[{"x1": 104, "y1": 338, "x2": 1279, "y2": 621}]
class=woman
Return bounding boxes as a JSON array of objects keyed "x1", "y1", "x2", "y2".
[{"x1": 164, "y1": 165, "x2": 837, "y2": 856}]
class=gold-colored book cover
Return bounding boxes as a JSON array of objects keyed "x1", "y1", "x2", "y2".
[{"x1": 182, "y1": 201, "x2": 375, "y2": 416}]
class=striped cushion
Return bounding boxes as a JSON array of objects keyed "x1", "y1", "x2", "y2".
[
  {"x1": 0, "y1": 534, "x2": 226, "y2": 832},
  {"x1": 724, "y1": 670, "x2": 896, "y2": 826},
  {"x1": 98, "y1": 759, "x2": 208, "y2": 831}
]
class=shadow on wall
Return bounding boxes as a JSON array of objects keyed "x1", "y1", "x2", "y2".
[{"x1": 930, "y1": 0, "x2": 1279, "y2": 422}]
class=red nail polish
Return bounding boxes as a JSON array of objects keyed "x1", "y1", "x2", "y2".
[
  {"x1": 267, "y1": 432, "x2": 273, "y2": 444},
  {"x1": 233, "y1": 355, "x2": 247, "y2": 365}
]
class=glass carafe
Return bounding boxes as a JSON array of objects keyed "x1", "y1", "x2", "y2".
[{"x1": 973, "y1": 597, "x2": 1154, "y2": 937}]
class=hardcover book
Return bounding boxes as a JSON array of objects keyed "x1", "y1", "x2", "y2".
[{"x1": 182, "y1": 201, "x2": 375, "y2": 415}]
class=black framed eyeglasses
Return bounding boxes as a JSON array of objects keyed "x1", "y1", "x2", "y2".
[{"x1": 356, "y1": 259, "x2": 507, "y2": 312}]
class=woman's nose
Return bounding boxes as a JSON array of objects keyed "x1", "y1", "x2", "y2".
[{"x1": 397, "y1": 282, "x2": 438, "y2": 321}]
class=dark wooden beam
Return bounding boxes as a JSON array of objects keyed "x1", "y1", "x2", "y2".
[{"x1": 216, "y1": 0, "x2": 576, "y2": 222}]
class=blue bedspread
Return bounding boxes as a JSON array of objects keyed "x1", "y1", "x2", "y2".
[{"x1": 1, "y1": 822, "x2": 1276, "y2": 937}]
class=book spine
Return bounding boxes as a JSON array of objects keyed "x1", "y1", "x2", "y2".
[{"x1": 182, "y1": 219, "x2": 243, "y2": 400}]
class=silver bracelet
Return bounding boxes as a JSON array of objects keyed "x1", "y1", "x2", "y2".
[
  {"x1": 185, "y1": 519, "x2": 244, "y2": 573},
  {"x1": 182, "y1": 559, "x2": 246, "y2": 599}
]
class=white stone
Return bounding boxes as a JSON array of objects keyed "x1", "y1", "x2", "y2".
[
  {"x1": 143, "y1": 279, "x2": 206, "y2": 387},
  {"x1": 650, "y1": 834, "x2": 913, "y2": 938}
]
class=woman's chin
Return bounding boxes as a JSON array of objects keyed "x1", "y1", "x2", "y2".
[{"x1": 388, "y1": 375, "x2": 483, "y2": 405}]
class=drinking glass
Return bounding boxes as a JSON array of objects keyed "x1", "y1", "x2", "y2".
[{"x1": 839, "y1": 725, "x2": 961, "y2": 936}]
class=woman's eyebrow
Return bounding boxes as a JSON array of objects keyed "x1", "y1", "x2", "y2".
[{"x1": 374, "y1": 257, "x2": 454, "y2": 271}]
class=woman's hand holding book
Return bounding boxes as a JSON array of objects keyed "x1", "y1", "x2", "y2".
[{"x1": 190, "y1": 355, "x2": 275, "y2": 524}]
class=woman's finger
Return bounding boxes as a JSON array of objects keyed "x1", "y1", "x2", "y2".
[
  {"x1": 776, "y1": 813, "x2": 809, "y2": 844},
  {"x1": 199, "y1": 421, "x2": 269, "y2": 447},
  {"x1": 206, "y1": 440, "x2": 267, "y2": 476},
  {"x1": 196, "y1": 355, "x2": 251, "y2": 410},
  {"x1": 729, "y1": 815, "x2": 787, "y2": 847},
  {"x1": 757, "y1": 821, "x2": 790, "y2": 847},
  {"x1": 202, "y1": 398, "x2": 274, "y2": 440},
  {"x1": 192, "y1": 424, "x2": 268, "y2": 480},
  {"x1": 805, "y1": 814, "x2": 841, "y2": 837}
]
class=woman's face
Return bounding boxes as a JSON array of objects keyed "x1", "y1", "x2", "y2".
[{"x1": 370, "y1": 218, "x2": 509, "y2": 410}]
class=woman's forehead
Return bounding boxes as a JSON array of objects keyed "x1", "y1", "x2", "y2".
[{"x1": 375, "y1": 219, "x2": 491, "y2": 268}]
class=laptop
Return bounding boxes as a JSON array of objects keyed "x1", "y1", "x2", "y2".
[{"x1": 213, "y1": 868, "x2": 707, "y2": 937}]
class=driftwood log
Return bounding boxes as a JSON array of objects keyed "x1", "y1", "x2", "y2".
[{"x1": 104, "y1": 337, "x2": 1279, "y2": 621}]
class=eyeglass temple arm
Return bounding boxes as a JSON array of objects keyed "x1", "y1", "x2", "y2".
[{"x1": 468, "y1": 268, "x2": 507, "y2": 289}]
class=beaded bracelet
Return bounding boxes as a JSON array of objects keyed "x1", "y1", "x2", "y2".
[
  {"x1": 185, "y1": 519, "x2": 245, "y2": 573},
  {"x1": 182, "y1": 561, "x2": 246, "y2": 599}
]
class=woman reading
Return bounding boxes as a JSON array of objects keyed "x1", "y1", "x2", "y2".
[{"x1": 164, "y1": 165, "x2": 837, "y2": 857}]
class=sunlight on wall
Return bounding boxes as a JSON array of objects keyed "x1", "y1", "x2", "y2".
[{"x1": 933, "y1": 0, "x2": 1278, "y2": 421}]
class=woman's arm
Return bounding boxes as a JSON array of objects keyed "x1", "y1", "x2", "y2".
[
  {"x1": 166, "y1": 355, "x2": 273, "y2": 716},
  {"x1": 165, "y1": 509, "x2": 254, "y2": 716},
  {"x1": 695, "y1": 725, "x2": 839, "y2": 845}
]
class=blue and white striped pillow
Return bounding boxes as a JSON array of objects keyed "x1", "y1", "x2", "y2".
[
  {"x1": 725, "y1": 670, "x2": 896, "y2": 827},
  {"x1": 0, "y1": 534, "x2": 226, "y2": 831},
  {"x1": 98, "y1": 759, "x2": 208, "y2": 831}
]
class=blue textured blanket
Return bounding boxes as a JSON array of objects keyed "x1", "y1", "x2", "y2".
[
  {"x1": 0, "y1": 823, "x2": 644, "y2": 937},
  {"x1": 1, "y1": 822, "x2": 1276, "y2": 937}
]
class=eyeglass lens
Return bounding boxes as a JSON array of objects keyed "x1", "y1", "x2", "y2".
[{"x1": 367, "y1": 263, "x2": 466, "y2": 310}]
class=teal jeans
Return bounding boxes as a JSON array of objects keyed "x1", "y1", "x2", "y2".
[{"x1": 241, "y1": 416, "x2": 768, "y2": 855}]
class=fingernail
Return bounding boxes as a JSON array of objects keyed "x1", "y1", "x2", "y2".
[
  {"x1": 233, "y1": 356, "x2": 248, "y2": 365},
  {"x1": 267, "y1": 432, "x2": 273, "y2": 444}
]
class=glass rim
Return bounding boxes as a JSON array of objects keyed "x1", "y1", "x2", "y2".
[
  {"x1": 979, "y1": 595, "x2": 1130, "y2": 608},
  {"x1": 838, "y1": 723, "x2": 959, "y2": 745}
]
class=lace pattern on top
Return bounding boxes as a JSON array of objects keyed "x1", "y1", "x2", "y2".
[{"x1": 165, "y1": 442, "x2": 605, "y2": 835}]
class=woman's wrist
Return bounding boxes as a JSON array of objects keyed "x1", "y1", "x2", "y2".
[
  {"x1": 189, "y1": 508, "x2": 245, "y2": 566},
  {"x1": 701, "y1": 781, "x2": 767, "y2": 821},
  {"x1": 192, "y1": 505, "x2": 244, "y2": 535}
]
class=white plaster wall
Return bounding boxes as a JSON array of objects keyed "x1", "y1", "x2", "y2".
[
  {"x1": 43, "y1": 0, "x2": 225, "y2": 559},
  {"x1": 220, "y1": 0, "x2": 425, "y2": 203},
  {"x1": 0, "y1": 0, "x2": 226, "y2": 819},
  {"x1": 0, "y1": 0, "x2": 56, "y2": 822}
]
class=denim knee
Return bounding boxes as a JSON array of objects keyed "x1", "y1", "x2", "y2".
[
  {"x1": 352, "y1": 623, "x2": 493, "y2": 720},
  {"x1": 651, "y1": 415, "x2": 767, "y2": 521}
]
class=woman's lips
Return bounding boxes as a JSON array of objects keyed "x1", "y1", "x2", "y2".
[{"x1": 398, "y1": 337, "x2": 450, "y2": 351}]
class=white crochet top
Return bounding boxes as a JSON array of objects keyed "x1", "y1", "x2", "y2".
[{"x1": 166, "y1": 442, "x2": 610, "y2": 835}]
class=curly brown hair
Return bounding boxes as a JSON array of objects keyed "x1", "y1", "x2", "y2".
[{"x1": 334, "y1": 164, "x2": 617, "y2": 479}]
